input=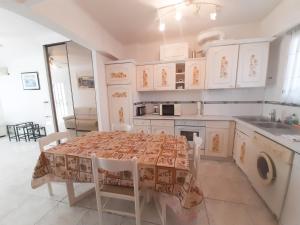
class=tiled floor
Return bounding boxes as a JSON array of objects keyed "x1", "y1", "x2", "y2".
[{"x1": 0, "y1": 137, "x2": 278, "y2": 225}]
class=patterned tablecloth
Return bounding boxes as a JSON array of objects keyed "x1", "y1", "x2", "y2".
[{"x1": 32, "y1": 131, "x2": 203, "y2": 209}]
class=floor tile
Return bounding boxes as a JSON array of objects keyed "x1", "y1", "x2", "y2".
[
  {"x1": 205, "y1": 198, "x2": 253, "y2": 225},
  {"x1": 79, "y1": 210, "x2": 123, "y2": 225},
  {"x1": 0, "y1": 196, "x2": 57, "y2": 225},
  {"x1": 36, "y1": 203, "x2": 88, "y2": 225}
]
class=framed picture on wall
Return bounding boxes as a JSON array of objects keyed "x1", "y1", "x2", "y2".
[
  {"x1": 21, "y1": 72, "x2": 40, "y2": 90},
  {"x1": 78, "y1": 76, "x2": 95, "y2": 89}
]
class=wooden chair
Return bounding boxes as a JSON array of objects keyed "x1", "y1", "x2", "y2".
[
  {"x1": 111, "y1": 124, "x2": 132, "y2": 132},
  {"x1": 91, "y1": 155, "x2": 142, "y2": 225},
  {"x1": 38, "y1": 131, "x2": 71, "y2": 196}
]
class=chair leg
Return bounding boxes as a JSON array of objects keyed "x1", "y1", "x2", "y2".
[
  {"x1": 47, "y1": 182, "x2": 53, "y2": 196},
  {"x1": 162, "y1": 202, "x2": 167, "y2": 225},
  {"x1": 135, "y1": 201, "x2": 141, "y2": 225}
]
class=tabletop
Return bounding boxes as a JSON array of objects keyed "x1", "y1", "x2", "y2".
[{"x1": 32, "y1": 131, "x2": 203, "y2": 209}]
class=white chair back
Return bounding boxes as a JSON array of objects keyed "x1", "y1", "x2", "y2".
[
  {"x1": 91, "y1": 154, "x2": 141, "y2": 225},
  {"x1": 111, "y1": 124, "x2": 132, "y2": 132},
  {"x1": 39, "y1": 131, "x2": 71, "y2": 152},
  {"x1": 193, "y1": 133, "x2": 203, "y2": 177}
]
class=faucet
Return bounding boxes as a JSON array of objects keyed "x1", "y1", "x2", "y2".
[{"x1": 270, "y1": 109, "x2": 276, "y2": 122}]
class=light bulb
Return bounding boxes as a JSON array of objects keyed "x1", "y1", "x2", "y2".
[
  {"x1": 210, "y1": 12, "x2": 217, "y2": 20},
  {"x1": 175, "y1": 11, "x2": 182, "y2": 21},
  {"x1": 159, "y1": 22, "x2": 165, "y2": 32}
]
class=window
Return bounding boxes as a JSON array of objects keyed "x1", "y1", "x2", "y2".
[{"x1": 283, "y1": 28, "x2": 300, "y2": 104}]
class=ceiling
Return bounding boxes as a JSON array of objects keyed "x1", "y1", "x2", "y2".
[{"x1": 75, "y1": 0, "x2": 281, "y2": 44}]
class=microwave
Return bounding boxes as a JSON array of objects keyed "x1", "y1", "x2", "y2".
[{"x1": 160, "y1": 104, "x2": 181, "y2": 116}]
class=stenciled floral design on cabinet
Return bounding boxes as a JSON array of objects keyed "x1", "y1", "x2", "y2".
[
  {"x1": 192, "y1": 66, "x2": 200, "y2": 85},
  {"x1": 212, "y1": 134, "x2": 220, "y2": 152},
  {"x1": 161, "y1": 68, "x2": 168, "y2": 87},
  {"x1": 220, "y1": 56, "x2": 228, "y2": 78},
  {"x1": 249, "y1": 54, "x2": 258, "y2": 77},
  {"x1": 142, "y1": 70, "x2": 148, "y2": 88},
  {"x1": 240, "y1": 142, "x2": 246, "y2": 163},
  {"x1": 111, "y1": 72, "x2": 127, "y2": 79},
  {"x1": 118, "y1": 106, "x2": 125, "y2": 123},
  {"x1": 112, "y1": 92, "x2": 127, "y2": 98}
]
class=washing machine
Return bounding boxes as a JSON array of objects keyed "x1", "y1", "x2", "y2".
[{"x1": 248, "y1": 133, "x2": 294, "y2": 219}]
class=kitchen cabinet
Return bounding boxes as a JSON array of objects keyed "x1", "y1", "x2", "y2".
[
  {"x1": 205, "y1": 45, "x2": 239, "y2": 89},
  {"x1": 136, "y1": 65, "x2": 154, "y2": 91},
  {"x1": 280, "y1": 153, "x2": 300, "y2": 225},
  {"x1": 236, "y1": 42, "x2": 269, "y2": 88},
  {"x1": 151, "y1": 120, "x2": 175, "y2": 135},
  {"x1": 154, "y1": 63, "x2": 176, "y2": 90},
  {"x1": 205, "y1": 121, "x2": 234, "y2": 158},
  {"x1": 233, "y1": 130, "x2": 250, "y2": 174},
  {"x1": 185, "y1": 59, "x2": 206, "y2": 89},
  {"x1": 106, "y1": 62, "x2": 135, "y2": 85},
  {"x1": 133, "y1": 119, "x2": 151, "y2": 134},
  {"x1": 107, "y1": 85, "x2": 132, "y2": 128}
]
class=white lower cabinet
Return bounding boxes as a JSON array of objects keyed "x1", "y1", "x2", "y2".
[
  {"x1": 151, "y1": 120, "x2": 175, "y2": 135},
  {"x1": 205, "y1": 121, "x2": 234, "y2": 158},
  {"x1": 133, "y1": 119, "x2": 151, "y2": 134},
  {"x1": 280, "y1": 154, "x2": 300, "y2": 225},
  {"x1": 233, "y1": 130, "x2": 250, "y2": 174}
]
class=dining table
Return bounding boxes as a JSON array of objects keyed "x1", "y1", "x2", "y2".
[{"x1": 31, "y1": 131, "x2": 203, "y2": 209}]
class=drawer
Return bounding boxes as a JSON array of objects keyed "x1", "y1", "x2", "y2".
[
  {"x1": 206, "y1": 121, "x2": 231, "y2": 129},
  {"x1": 175, "y1": 120, "x2": 205, "y2": 126},
  {"x1": 151, "y1": 120, "x2": 174, "y2": 127},
  {"x1": 133, "y1": 119, "x2": 151, "y2": 126},
  {"x1": 151, "y1": 126, "x2": 174, "y2": 135}
]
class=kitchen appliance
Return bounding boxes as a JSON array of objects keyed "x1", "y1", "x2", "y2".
[
  {"x1": 248, "y1": 133, "x2": 294, "y2": 219},
  {"x1": 153, "y1": 105, "x2": 159, "y2": 115},
  {"x1": 175, "y1": 120, "x2": 205, "y2": 149},
  {"x1": 160, "y1": 104, "x2": 181, "y2": 116},
  {"x1": 136, "y1": 105, "x2": 146, "y2": 116}
]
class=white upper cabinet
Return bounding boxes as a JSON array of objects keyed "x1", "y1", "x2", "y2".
[
  {"x1": 154, "y1": 63, "x2": 176, "y2": 90},
  {"x1": 186, "y1": 59, "x2": 206, "y2": 89},
  {"x1": 136, "y1": 65, "x2": 154, "y2": 91},
  {"x1": 236, "y1": 42, "x2": 270, "y2": 88},
  {"x1": 205, "y1": 45, "x2": 239, "y2": 89},
  {"x1": 107, "y1": 85, "x2": 132, "y2": 127},
  {"x1": 106, "y1": 63, "x2": 135, "y2": 85}
]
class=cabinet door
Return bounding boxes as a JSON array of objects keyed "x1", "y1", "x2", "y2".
[
  {"x1": 106, "y1": 63, "x2": 134, "y2": 85},
  {"x1": 133, "y1": 125, "x2": 151, "y2": 134},
  {"x1": 233, "y1": 131, "x2": 249, "y2": 173},
  {"x1": 186, "y1": 59, "x2": 206, "y2": 89},
  {"x1": 151, "y1": 126, "x2": 174, "y2": 135},
  {"x1": 205, "y1": 128, "x2": 229, "y2": 157},
  {"x1": 107, "y1": 85, "x2": 132, "y2": 128},
  {"x1": 154, "y1": 63, "x2": 176, "y2": 90},
  {"x1": 205, "y1": 45, "x2": 239, "y2": 89},
  {"x1": 136, "y1": 65, "x2": 154, "y2": 91},
  {"x1": 236, "y1": 42, "x2": 269, "y2": 88}
]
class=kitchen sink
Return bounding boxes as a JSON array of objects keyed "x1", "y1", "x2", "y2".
[{"x1": 253, "y1": 122, "x2": 291, "y2": 129}]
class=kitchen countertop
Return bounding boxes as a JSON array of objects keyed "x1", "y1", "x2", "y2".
[
  {"x1": 133, "y1": 114, "x2": 300, "y2": 153},
  {"x1": 235, "y1": 118, "x2": 300, "y2": 154}
]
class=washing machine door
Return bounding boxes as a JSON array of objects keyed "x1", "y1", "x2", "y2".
[{"x1": 257, "y1": 152, "x2": 276, "y2": 185}]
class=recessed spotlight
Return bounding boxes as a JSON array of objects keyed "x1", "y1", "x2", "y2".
[
  {"x1": 175, "y1": 11, "x2": 182, "y2": 21},
  {"x1": 159, "y1": 22, "x2": 166, "y2": 32}
]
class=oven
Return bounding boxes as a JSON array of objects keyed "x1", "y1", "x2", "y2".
[{"x1": 175, "y1": 120, "x2": 205, "y2": 149}]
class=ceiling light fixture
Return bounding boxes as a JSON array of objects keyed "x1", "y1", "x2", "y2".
[{"x1": 157, "y1": 0, "x2": 222, "y2": 31}]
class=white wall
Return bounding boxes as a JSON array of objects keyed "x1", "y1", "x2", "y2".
[
  {"x1": 0, "y1": 44, "x2": 50, "y2": 124},
  {"x1": 263, "y1": 33, "x2": 300, "y2": 120},
  {"x1": 260, "y1": 0, "x2": 300, "y2": 37}
]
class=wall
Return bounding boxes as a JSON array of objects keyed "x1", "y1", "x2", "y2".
[
  {"x1": 260, "y1": 0, "x2": 300, "y2": 37},
  {"x1": 0, "y1": 43, "x2": 50, "y2": 125},
  {"x1": 263, "y1": 33, "x2": 300, "y2": 120}
]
